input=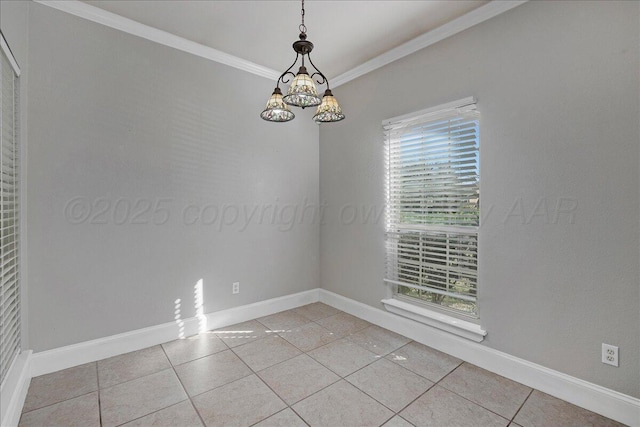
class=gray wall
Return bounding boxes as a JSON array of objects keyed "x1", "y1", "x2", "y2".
[
  {"x1": 1, "y1": 1, "x2": 28, "y2": 65},
  {"x1": 319, "y1": 1, "x2": 640, "y2": 398},
  {"x1": 4, "y1": 0, "x2": 639, "y2": 399},
  {"x1": 25, "y1": 3, "x2": 319, "y2": 352}
]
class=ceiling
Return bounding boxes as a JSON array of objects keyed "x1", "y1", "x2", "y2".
[{"x1": 83, "y1": 1, "x2": 488, "y2": 80}]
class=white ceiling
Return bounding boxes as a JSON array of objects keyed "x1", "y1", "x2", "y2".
[{"x1": 83, "y1": 1, "x2": 488, "y2": 80}]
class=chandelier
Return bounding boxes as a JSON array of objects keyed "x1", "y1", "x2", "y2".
[{"x1": 260, "y1": 0, "x2": 345, "y2": 124}]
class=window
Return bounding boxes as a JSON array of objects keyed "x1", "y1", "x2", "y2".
[
  {"x1": 384, "y1": 98, "x2": 479, "y2": 319},
  {"x1": 1, "y1": 33, "x2": 21, "y2": 384}
]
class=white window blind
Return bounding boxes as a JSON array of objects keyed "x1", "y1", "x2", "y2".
[
  {"x1": 384, "y1": 98, "x2": 479, "y2": 317},
  {"x1": 0, "y1": 33, "x2": 21, "y2": 385}
]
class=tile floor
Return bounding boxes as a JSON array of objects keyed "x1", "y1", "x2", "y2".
[{"x1": 19, "y1": 303, "x2": 625, "y2": 427}]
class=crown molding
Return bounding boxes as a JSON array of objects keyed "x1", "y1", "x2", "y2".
[
  {"x1": 32, "y1": 0, "x2": 281, "y2": 81},
  {"x1": 331, "y1": 0, "x2": 528, "y2": 88},
  {"x1": 32, "y1": 0, "x2": 527, "y2": 87}
]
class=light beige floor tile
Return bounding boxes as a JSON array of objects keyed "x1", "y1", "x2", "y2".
[
  {"x1": 98, "y1": 345, "x2": 171, "y2": 388},
  {"x1": 346, "y1": 358, "x2": 433, "y2": 412},
  {"x1": 439, "y1": 362, "x2": 531, "y2": 419},
  {"x1": 400, "y1": 385, "x2": 508, "y2": 427},
  {"x1": 278, "y1": 322, "x2": 339, "y2": 352},
  {"x1": 233, "y1": 335, "x2": 301, "y2": 372},
  {"x1": 120, "y1": 400, "x2": 203, "y2": 427},
  {"x1": 293, "y1": 380, "x2": 393, "y2": 427},
  {"x1": 19, "y1": 391, "x2": 99, "y2": 427},
  {"x1": 315, "y1": 312, "x2": 371, "y2": 337},
  {"x1": 383, "y1": 416, "x2": 415, "y2": 427},
  {"x1": 253, "y1": 408, "x2": 307, "y2": 427},
  {"x1": 513, "y1": 390, "x2": 624, "y2": 427},
  {"x1": 192, "y1": 375, "x2": 286, "y2": 427},
  {"x1": 294, "y1": 302, "x2": 340, "y2": 321},
  {"x1": 212, "y1": 319, "x2": 275, "y2": 348},
  {"x1": 509, "y1": 423, "x2": 524, "y2": 427},
  {"x1": 22, "y1": 362, "x2": 97, "y2": 412},
  {"x1": 307, "y1": 337, "x2": 379, "y2": 377},
  {"x1": 162, "y1": 332, "x2": 228, "y2": 366},
  {"x1": 257, "y1": 310, "x2": 312, "y2": 331},
  {"x1": 174, "y1": 349, "x2": 251, "y2": 396},
  {"x1": 386, "y1": 341, "x2": 462, "y2": 382},
  {"x1": 347, "y1": 325, "x2": 411, "y2": 356},
  {"x1": 99, "y1": 369, "x2": 188, "y2": 427},
  {"x1": 258, "y1": 354, "x2": 340, "y2": 405}
]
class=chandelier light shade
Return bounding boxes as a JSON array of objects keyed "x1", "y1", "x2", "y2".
[
  {"x1": 260, "y1": 88, "x2": 295, "y2": 122},
  {"x1": 260, "y1": 0, "x2": 344, "y2": 124},
  {"x1": 283, "y1": 67, "x2": 321, "y2": 108},
  {"x1": 313, "y1": 89, "x2": 345, "y2": 123}
]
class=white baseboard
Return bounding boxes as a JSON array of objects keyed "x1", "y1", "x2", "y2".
[
  {"x1": 30, "y1": 289, "x2": 320, "y2": 377},
  {"x1": 0, "y1": 289, "x2": 318, "y2": 426},
  {"x1": 8, "y1": 288, "x2": 638, "y2": 427},
  {"x1": 319, "y1": 289, "x2": 640, "y2": 427},
  {"x1": 0, "y1": 350, "x2": 32, "y2": 427}
]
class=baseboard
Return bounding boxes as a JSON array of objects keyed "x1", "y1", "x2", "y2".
[
  {"x1": 319, "y1": 289, "x2": 640, "y2": 427},
  {"x1": 0, "y1": 350, "x2": 32, "y2": 427},
  {"x1": 30, "y1": 288, "x2": 320, "y2": 377},
  {"x1": 11, "y1": 288, "x2": 639, "y2": 426}
]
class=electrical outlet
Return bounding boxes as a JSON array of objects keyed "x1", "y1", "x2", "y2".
[
  {"x1": 232, "y1": 282, "x2": 240, "y2": 294},
  {"x1": 602, "y1": 343, "x2": 619, "y2": 367}
]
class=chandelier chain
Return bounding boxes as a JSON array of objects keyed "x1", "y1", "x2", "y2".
[{"x1": 299, "y1": 0, "x2": 307, "y2": 34}]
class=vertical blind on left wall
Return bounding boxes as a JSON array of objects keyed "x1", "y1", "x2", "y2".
[{"x1": 0, "y1": 35, "x2": 20, "y2": 385}]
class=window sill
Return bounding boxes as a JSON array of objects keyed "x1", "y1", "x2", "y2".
[{"x1": 381, "y1": 298, "x2": 487, "y2": 342}]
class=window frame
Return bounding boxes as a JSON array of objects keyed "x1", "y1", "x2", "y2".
[
  {"x1": 0, "y1": 31, "x2": 22, "y2": 385},
  {"x1": 382, "y1": 97, "x2": 486, "y2": 341}
]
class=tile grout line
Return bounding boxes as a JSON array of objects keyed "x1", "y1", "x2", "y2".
[
  {"x1": 352, "y1": 345, "x2": 439, "y2": 423},
  {"x1": 96, "y1": 362, "x2": 103, "y2": 427},
  {"x1": 227, "y1": 343, "x2": 300, "y2": 426},
  {"x1": 355, "y1": 346, "x2": 491, "y2": 424},
  {"x1": 160, "y1": 341, "x2": 211, "y2": 427},
  {"x1": 285, "y1": 406, "x2": 312, "y2": 427},
  {"x1": 510, "y1": 388, "x2": 534, "y2": 423},
  {"x1": 95, "y1": 345, "x2": 175, "y2": 390},
  {"x1": 329, "y1": 333, "x2": 515, "y2": 424},
  {"x1": 250, "y1": 314, "x2": 360, "y2": 422},
  {"x1": 167, "y1": 345, "x2": 231, "y2": 368},
  {"x1": 309, "y1": 310, "x2": 530, "y2": 423},
  {"x1": 228, "y1": 309, "x2": 364, "y2": 426},
  {"x1": 305, "y1": 340, "x2": 380, "y2": 378},
  {"x1": 339, "y1": 342, "x2": 442, "y2": 415},
  {"x1": 428, "y1": 362, "x2": 516, "y2": 423},
  {"x1": 97, "y1": 365, "x2": 175, "y2": 392},
  {"x1": 107, "y1": 346, "x2": 205, "y2": 426},
  {"x1": 290, "y1": 339, "x2": 425, "y2": 426},
  {"x1": 260, "y1": 318, "x2": 420, "y2": 424},
  {"x1": 19, "y1": 389, "x2": 99, "y2": 417},
  {"x1": 111, "y1": 401, "x2": 189, "y2": 427},
  {"x1": 246, "y1": 337, "x2": 346, "y2": 408},
  {"x1": 287, "y1": 319, "x2": 416, "y2": 413}
]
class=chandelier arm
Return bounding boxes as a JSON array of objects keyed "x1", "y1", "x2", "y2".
[
  {"x1": 309, "y1": 72, "x2": 326, "y2": 86},
  {"x1": 277, "y1": 53, "x2": 301, "y2": 87},
  {"x1": 306, "y1": 53, "x2": 330, "y2": 89}
]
